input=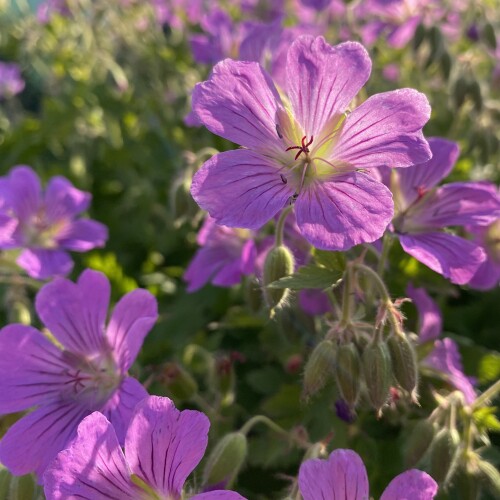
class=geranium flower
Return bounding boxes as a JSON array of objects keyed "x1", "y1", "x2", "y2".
[
  {"x1": 44, "y1": 396, "x2": 245, "y2": 500},
  {"x1": 407, "y1": 284, "x2": 476, "y2": 403},
  {"x1": 0, "y1": 270, "x2": 158, "y2": 479},
  {"x1": 0, "y1": 61, "x2": 25, "y2": 98},
  {"x1": 191, "y1": 36, "x2": 431, "y2": 251},
  {"x1": 390, "y1": 138, "x2": 500, "y2": 284},
  {"x1": 0, "y1": 166, "x2": 107, "y2": 279},
  {"x1": 299, "y1": 448, "x2": 437, "y2": 499}
]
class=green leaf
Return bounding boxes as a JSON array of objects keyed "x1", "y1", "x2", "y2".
[
  {"x1": 267, "y1": 264, "x2": 342, "y2": 290},
  {"x1": 479, "y1": 353, "x2": 500, "y2": 384},
  {"x1": 312, "y1": 249, "x2": 346, "y2": 272},
  {"x1": 473, "y1": 406, "x2": 500, "y2": 433}
]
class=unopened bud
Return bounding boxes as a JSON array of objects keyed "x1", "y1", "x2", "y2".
[
  {"x1": 452, "y1": 78, "x2": 468, "y2": 109},
  {"x1": 302, "y1": 340, "x2": 336, "y2": 400},
  {"x1": 215, "y1": 356, "x2": 235, "y2": 406},
  {"x1": 334, "y1": 342, "x2": 361, "y2": 408},
  {"x1": 263, "y1": 245, "x2": 294, "y2": 311},
  {"x1": 429, "y1": 428, "x2": 461, "y2": 483},
  {"x1": 362, "y1": 341, "x2": 392, "y2": 415},
  {"x1": 7, "y1": 474, "x2": 36, "y2": 500},
  {"x1": 387, "y1": 333, "x2": 419, "y2": 399},
  {"x1": 161, "y1": 363, "x2": 198, "y2": 401},
  {"x1": 475, "y1": 457, "x2": 500, "y2": 497},
  {"x1": 203, "y1": 432, "x2": 248, "y2": 488},
  {"x1": 404, "y1": 419, "x2": 436, "y2": 467},
  {"x1": 468, "y1": 80, "x2": 482, "y2": 112},
  {"x1": 243, "y1": 276, "x2": 263, "y2": 312},
  {"x1": 412, "y1": 23, "x2": 426, "y2": 51},
  {"x1": 482, "y1": 23, "x2": 497, "y2": 50}
]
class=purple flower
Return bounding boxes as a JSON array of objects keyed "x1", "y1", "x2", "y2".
[
  {"x1": 391, "y1": 138, "x2": 500, "y2": 284},
  {"x1": 467, "y1": 217, "x2": 500, "y2": 290},
  {"x1": 184, "y1": 216, "x2": 257, "y2": 291},
  {"x1": 407, "y1": 284, "x2": 476, "y2": 403},
  {"x1": 0, "y1": 62, "x2": 25, "y2": 98},
  {"x1": 0, "y1": 166, "x2": 107, "y2": 279},
  {"x1": 0, "y1": 269, "x2": 158, "y2": 479},
  {"x1": 299, "y1": 448, "x2": 438, "y2": 499},
  {"x1": 191, "y1": 36, "x2": 431, "y2": 251},
  {"x1": 36, "y1": 0, "x2": 71, "y2": 24},
  {"x1": 43, "y1": 396, "x2": 245, "y2": 500}
]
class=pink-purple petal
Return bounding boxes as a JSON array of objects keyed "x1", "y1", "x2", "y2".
[
  {"x1": 3, "y1": 165, "x2": 42, "y2": 221},
  {"x1": 380, "y1": 469, "x2": 438, "y2": 500},
  {"x1": 106, "y1": 289, "x2": 158, "y2": 372},
  {"x1": 43, "y1": 412, "x2": 136, "y2": 499},
  {"x1": 35, "y1": 269, "x2": 111, "y2": 355},
  {"x1": 56, "y1": 219, "x2": 108, "y2": 251},
  {"x1": 395, "y1": 138, "x2": 459, "y2": 207},
  {"x1": 16, "y1": 248, "x2": 74, "y2": 279},
  {"x1": 192, "y1": 59, "x2": 282, "y2": 152},
  {"x1": 100, "y1": 377, "x2": 149, "y2": 446},
  {"x1": 0, "y1": 214, "x2": 18, "y2": 248},
  {"x1": 295, "y1": 172, "x2": 394, "y2": 250},
  {"x1": 332, "y1": 89, "x2": 431, "y2": 169},
  {"x1": 298, "y1": 449, "x2": 369, "y2": 500},
  {"x1": 191, "y1": 150, "x2": 293, "y2": 230},
  {"x1": 0, "y1": 400, "x2": 89, "y2": 479},
  {"x1": 124, "y1": 396, "x2": 210, "y2": 498},
  {"x1": 406, "y1": 285, "x2": 442, "y2": 342},
  {"x1": 286, "y1": 37, "x2": 371, "y2": 139},
  {"x1": 399, "y1": 232, "x2": 485, "y2": 285},
  {"x1": 192, "y1": 492, "x2": 247, "y2": 500},
  {"x1": 0, "y1": 324, "x2": 67, "y2": 413},
  {"x1": 43, "y1": 176, "x2": 91, "y2": 222}
]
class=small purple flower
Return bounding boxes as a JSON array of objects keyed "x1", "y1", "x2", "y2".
[
  {"x1": 299, "y1": 448, "x2": 438, "y2": 499},
  {"x1": 391, "y1": 138, "x2": 500, "y2": 284},
  {"x1": 0, "y1": 166, "x2": 107, "y2": 279},
  {"x1": 43, "y1": 396, "x2": 245, "y2": 500},
  {"x1": 467, "y1": 217, "x2": 500, "y2": 290},
  {"x1": 0, "y1": 62, "x2": 25, "y2": 98},
  {"x1": 184, "y1": 216, "x2": 257, "y2": 292},
  {"x1": 407, "y1": 284, "x2": 476, "y2": 403},
  {"x1": 0, "y1": 269, "x2": 158, "y2": 479},
  {"x1": 36, "y1": 0, "x2": 70, "y2": 24},
  {"x1": 191, "y1": 36, "x2": 431, "y2": 251}
]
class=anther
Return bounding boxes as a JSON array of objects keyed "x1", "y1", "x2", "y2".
[
  {"x1": 280, "y1": 174, "x2": 287, "y2": 184},
  {"x1": 276, "y1": 124, "x2": 283, "y2": 139}
]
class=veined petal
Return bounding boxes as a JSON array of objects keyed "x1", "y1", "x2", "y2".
[
  {"x1": 192, "y1": 492, "x2": 247, "y2": 500},
  {"x1": 35, "y1": 269, "x2": 111, "y2": 355},
  {"x1": 16, "y1": 248, "x2": 73, "y2": 279},
  {"x1": 295, "y1": 172, "x2": 393, "y2": 250},
  {"x1": 411, "y1": 182, "x2": 500, "y2": 229},
  {"x1": 286, "y1": 37, "x2": 371, "y2": 140},
  {"x1": 0, "y1": 214, "x2": 19, "y2": 248},
  {"x1": 394, "y1": 138, "x2": 459, "y2": 207},
  {"x1": 298, "y1": 449, "x2": 369, "y2": 500},
  {"x1": 44, "y1": 176, "x2": 91, "y2": 223},
  {"x1": 191, "y1": 150, "x2": 293, "y2": 230},
  {"x1": 106, "y1": 288, "x2": 158, "y2": 372},
  {"x1": 100, "y1": 377, "x2": 149, "y2": 446},
  {"x1": 0, "y1": 400, "x2": 89, "y2": 479},
  {"x1": 380, "y1": 469, "x2": 438, "y2": 500},
  {"x1": 3, "y1": 165, "x2": 42, "y2": 221},
  {"x1": 399, "y1": 232, "x2": 485, "y2": 285},
  {"x1": 57, "y1": 219, "x2": 108, "y2": 251},
  {"x1": 332, "y1": 89, "x2": 431, "y2": 169},
  {"x1": 0, "y1": 324, "x2": 68, "y2": 412},
  {"x1": 125, "y1": 396, "x2": 210, "y2": 498},
  {"x1": 406, "y1": 285, "x2": 442, "y2": 342},
  {"x1": 43, "y1": 412, "x2": 136, "y2": 499},
  {"x1": 387, "y1": 16, "x2": 421, "y2": 49},
  {"x1": 192, "y1": 59, "x2": 282, "y2": 152}
]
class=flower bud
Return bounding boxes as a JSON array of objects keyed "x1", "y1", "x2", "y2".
[
  {"x1": 387, "y1": 333, "x2": 419, "y2": 399},
  {"x1": 302, "y1": 340, "x2": 337, "y2": 400},
  {"x1": 1, "y1": 472, "x2": 37, "y2": 500},
  {"x1": 362, "y1": 341, "x2": 392, "y2": 416},
  {"x1": 243, "y1": 276, "x2": 263, "y2": 312},
  {"x1": 333, "y1": 342, "x2": 361, "y2": 408},
  {"x1": 214, "y1": 356, "x2": 235, "y2": 406},
  {"x1": 160, "y1": 362, "x2": 198, "y2": 401},
  {"x1": 429, "y1": 428, "x2": 461, "y2": 483},
  {"x1": 203, "y1": 432, "x2": 248, "y2": 488},
  {"x1": 263, "y1": 245, "x2": 295, "y2": 311},
  {"x1": 404, "y1": 419, "x2": 436, "y2": 467},
  {"x1": 473, "y1": 457, "x2": 500, "y2": 497}
]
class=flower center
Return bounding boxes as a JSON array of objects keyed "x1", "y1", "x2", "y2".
[
  {"x1": 22, "y1": 209, "x2": 67, "y2": 249},
  {"x1": 285, "y1": 135, "x2": 314, "y2": 161}
]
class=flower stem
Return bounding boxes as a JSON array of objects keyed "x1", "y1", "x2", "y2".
[
  {"x1": 471, "y1": 379, "x2": 500, "y2": 410},
  {"x1": 340, "y1": 264, "x2": 354, "y2": 326},
  {"x1": 275, "y1": 205, "x2": 294, "y2": 246},
  {"x1": 377, "y1": 233, "x2": 393, "y2": 277}
]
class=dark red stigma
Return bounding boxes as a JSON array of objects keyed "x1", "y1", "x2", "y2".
[{"x1": 286, "y1": 135, "x2": 314, "y2": 161}]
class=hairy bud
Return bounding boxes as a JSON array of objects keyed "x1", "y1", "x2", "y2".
[
  {"x1": 362, "y1": 341, "x2": 393, "y2": 415},
  {"x1": 263, "y1": 245, "x2": 295, "y2": 311},
  {"x1": 334, "y1": 342, "x2": 361, "y2": 408},
  {"x1": 160, "y1": 362, "x2": 198, "y2": 401},
  {"x1": 429, "y1": 428, "x2": 461, "y2": 483},
  {"x1": 203, "y1": 432, "x2": 248, "y2": 488},
  {"x1": 472, "y1": 456, "x2": 500, "y2": 497},
  {"x1": 387, "y1": 333, "x2": 419, "y2": 399},
  {"x1": 302, "y1": 340, "x2": 336, "y2": 400},
  {"x1": 404, "y1": 419, "x2": 436, "y2": 467}
]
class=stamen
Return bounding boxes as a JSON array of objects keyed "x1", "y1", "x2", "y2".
[{"x1": 285, "y1": 135, "x2": 314, "y2": 161}]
